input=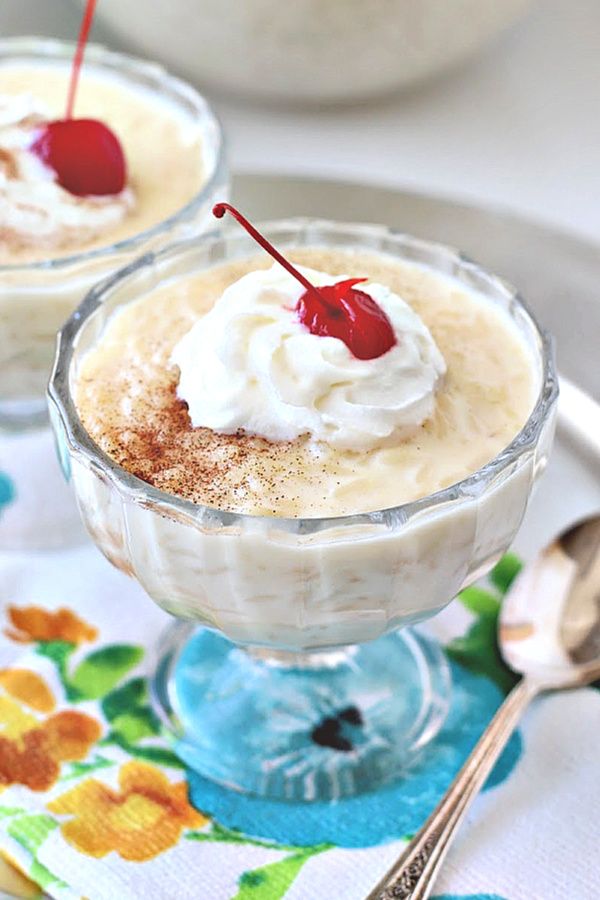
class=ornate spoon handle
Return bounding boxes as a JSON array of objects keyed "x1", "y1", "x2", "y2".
[{"x1": 364, "y1": 678, "x2": 539, "y2": 900}]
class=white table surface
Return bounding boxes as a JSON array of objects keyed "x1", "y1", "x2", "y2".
[{"x1": 1, "y1": 0, "x2": 599, "y2": 243}]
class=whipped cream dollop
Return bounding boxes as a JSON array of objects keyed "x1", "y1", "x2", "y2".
[
  {"x1": 0, "y1": 93, "x2": 133, "y2": 251},
  {"x1": 171, "y1": 264, "x2": 446, "y2": 451}
]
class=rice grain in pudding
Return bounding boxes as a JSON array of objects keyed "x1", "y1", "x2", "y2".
[
  {"x1": 0, "y1": 63, "x2": 204, "y2": 263},
  {"x1": 61, "y1": 222, "x2": 554, "y2": 650},
  {"x1": 0, "y1": 43, "x2": 222, "y2": 409},
  {"x1": 76, "y1": 248, "x2": 536, "y2": 518}
]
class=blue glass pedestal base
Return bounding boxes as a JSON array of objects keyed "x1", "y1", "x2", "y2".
[{"x1": 151, "y1": 624, "x2": 451, "y2": 802}]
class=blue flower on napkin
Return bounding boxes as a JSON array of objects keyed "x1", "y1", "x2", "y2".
[
  {"x1": 188, "y1": 658, "x2": 522, "y2": 849},
  {"x1": 0, "y1": 470, "x2": 16, "y2": 516},
  {"x1": 433, "y1": 894, "x2": 509, "y2": 900},
  {"x1": 431, "y1": 894, "x2": 505, "y2": 900}
]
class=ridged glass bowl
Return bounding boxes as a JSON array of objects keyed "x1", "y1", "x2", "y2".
[
  {"x1": 48, "y1": 220, "x2": 558, "y2": 801},
  {"x1": 0, "y1": 36, "x2": 227, "y2": 427},
  {"x1": 0, "y1": 36, "x2": 227, "y2": 551}
]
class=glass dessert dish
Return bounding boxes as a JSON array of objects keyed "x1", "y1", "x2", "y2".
[
  {"x1": 48, "y1": 221, "x2": 558, "y2": 802},
  {"x1": 0, "y1": 37, "x2": 227, "y2": 549}
]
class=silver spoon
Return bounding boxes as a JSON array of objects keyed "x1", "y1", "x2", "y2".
[{"x1": 365, "y1": 514, "x2": 600, "y2": 900}]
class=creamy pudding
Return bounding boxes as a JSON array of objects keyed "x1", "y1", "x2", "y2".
[
  {"x1": 76, "y1": 248, "x2": 535, "y2": 517},
  {"x1": 53, "y1": 221, "x2": 555, "y2": 650},
  {"x1": 50, "y1": 219, "x2": 557, "y2": 800},
  {"x1": 0, "y1": 63, "x2": 204, "y2": 263},
  {"x1": 0, "y1": 37, "x2": 225, "y2": 552},
  {"x1": 0, "y1": 39, "x2": 225, "y2": 415}
]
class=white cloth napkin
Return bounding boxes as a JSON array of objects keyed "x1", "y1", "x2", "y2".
[{"x1": 0, "y1": 542, "x2": 596, "y2": 900}]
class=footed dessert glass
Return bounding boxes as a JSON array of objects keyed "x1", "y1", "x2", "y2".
[
  {"x1": 0, "y1": 37, "x2": 227, "y2": 549},
  {"x1": 48, "y1": 221, "x2": 558, "y2": 801}
]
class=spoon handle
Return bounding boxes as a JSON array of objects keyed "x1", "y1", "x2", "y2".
[{"x1": 364, "y1": 678, "x2": 539, "y2": 900}]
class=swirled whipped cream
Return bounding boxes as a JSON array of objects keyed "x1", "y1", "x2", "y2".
[
  {"x1": 171, "y1": 263, "x2": 446, "y2": 451},
  {"x1": 0, "y1": 93, "x2": 133, "y2": 251}
]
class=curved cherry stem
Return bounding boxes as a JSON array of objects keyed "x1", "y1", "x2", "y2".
[
  {"x1": 65, "y1": 0, "x2": 98, "y2": 120},
  {"x1": 212, "y1": 203, "x2": 336, "y2": 311},
  {"x1": 212, "y1": 203, "x2": 396, "y2": 360}
]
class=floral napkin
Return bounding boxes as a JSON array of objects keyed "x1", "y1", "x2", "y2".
[{"x1": 0, "y1": 541, "x2": 597, "y2": 900}]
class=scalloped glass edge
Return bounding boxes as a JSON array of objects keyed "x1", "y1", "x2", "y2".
[{"x1": 47, "y1": 218, "x2": 559, "y2": 536}]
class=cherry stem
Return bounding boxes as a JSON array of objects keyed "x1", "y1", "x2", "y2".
[
  {"x1": 65, "y1": 0, "x2": 98, "y2": 120},
  {"x1": 212, "y1": 203, "x2": 336, "y2": 311}
]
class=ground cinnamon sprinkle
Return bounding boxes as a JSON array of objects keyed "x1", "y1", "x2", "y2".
[
  {"x1": 74, "y1": 248, "x2": 534, "y2": 518},
  {"x1": 94, "y1": 372, "x2": 309, "y2": 513}
]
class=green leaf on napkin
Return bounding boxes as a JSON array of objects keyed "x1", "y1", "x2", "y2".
[
  {"x1": 110, "y1": 710, "x2": 159, "y2": 742},
  {"x1": 490, "y1": 552, "x2": 523, "y2": 594},
  {"x1": 234, "y1": 845, "x2": 329, "y2": 900},
  {"x1": 0, "y1": 806, "x2": 25, "y2": 819},
  {"x1": 35, "y1": 640, "x2": 75, "y2": 684},
  {"x1": 187, "y1": 823, "x2": 332, "y2": 898},
  {"x1": 35, "y1": 642, "x2": 144, "y2": 702},
  {"x1": 59, "y1": 754, "x2": 114, "y2": 782},
  {"x1": 456, "y1": 586, "x2": 500, "y2": 617},
  {"x1": 445, "y1": 553, "x2": 523, "y2": 694},
  {"x1": 101, "y1": 677, "x2": 147, "y2": 720},
  {"x1": 101, "y1": 677, "x2": 160, "y2": 741},
  {"x1": 7, "y1": 814, "x2": 57, "y2": 854},
  {"x1": 447, "y1": 555, "x2": 522, "y2": 696},
  {"x1": 68, "y1": 645, "x2": 144, "y2": 700},
  {"x1": 7, "y1": 814, "x2": 65, "y2": 890},
  {"x1": 186, "y1": 823, "x2": 318, "y2": 853},
  {"x1": 99, "y1": 730, "x2": 185, "y2": 769},
  {"x1": 123, "y1": 744, "x2": 185, "y2": 767},
  {"x1": 447, "y1": 615, "x2": 518, "y2": 696}
]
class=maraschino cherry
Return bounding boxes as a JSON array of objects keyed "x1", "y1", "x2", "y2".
[
  {"x1": 212, "y1": 203, "x2": 397, "y2": 361},
  {"x1": 30, "y1": 0, "x2": 126, "y2": 197}
]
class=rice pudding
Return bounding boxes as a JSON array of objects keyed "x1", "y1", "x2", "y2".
[
  {"x1": 49, "y1": 218, "x2": 558, "y2": 801},
  {"x1": 54, "y1": 221, "x2": 555, "y2": 649},
  {"x1": 76, "y1": 247, "x2": 535, "y2": 517},
  {"x1": 0, "y1": 63, "x2": 204, "y2": 263},
  {"x1": 0, "y1": 39, "x2": 224, "y2": 412}
]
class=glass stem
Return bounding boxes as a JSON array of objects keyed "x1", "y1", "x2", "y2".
[{"x1": 243, "y1": 644, "x2": 358, "y2": 669}]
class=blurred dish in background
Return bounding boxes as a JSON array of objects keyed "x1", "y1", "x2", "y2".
[
  {"x1": 0, "y1": 36, "x2": 227, "y2": 551},
  {"x1": 88, "y1": 0, "x2": 536, "y2": 104}
]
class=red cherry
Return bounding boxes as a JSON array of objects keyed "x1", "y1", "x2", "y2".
[
  {"x1": 30, "y1": 1, "x2": 126, "y2": 198},
  {"x1": 31, "y1": 119, "x2": 126, "y2": 197},
  {"x1": 296, "y1": 277, "x2": 396, "y2": 360},
  {"x1": 212, "y1": 203, "x2": 397, "y2": 360}
]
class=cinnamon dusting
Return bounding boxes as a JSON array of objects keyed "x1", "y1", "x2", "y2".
[{"x1": 74, "y1": 248, "x2": 535, "y2": 518}]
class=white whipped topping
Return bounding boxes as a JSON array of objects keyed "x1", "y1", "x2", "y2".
[
  {"x1": 172, "y1": 264, "x2": 446, "y2": 452},
  {"x1": 0, "y1": 93, "x2": 133, "y2": 251}
]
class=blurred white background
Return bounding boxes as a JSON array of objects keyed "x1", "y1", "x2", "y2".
[{"x1": 2, "y1": 0, "x2": 599, "y2": 241}]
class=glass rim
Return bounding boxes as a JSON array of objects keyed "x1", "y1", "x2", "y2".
[
  {"x1": 0, "y1": 36, "x2": 226, "y2": 274},
  {"x1": 48, "y1": 218, "x2": 559, "y2": 531}
]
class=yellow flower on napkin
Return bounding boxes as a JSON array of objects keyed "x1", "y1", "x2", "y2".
[
  {"x1": 5, "y1": 606, "x2": 98, "y2": 646},
  {"x1": 48, "y1": 761, "x2": 208, "y2": 862},
  {"x1": 0, "y1": 670, "x2": 100, "y2": 792},
  {"x1": 0, "y1": 669, "x2": 55, "y2": 714}
]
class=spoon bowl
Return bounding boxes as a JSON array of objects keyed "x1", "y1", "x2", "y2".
[{"x1": 500, "y1": 514, "x2": 600, "y2": 686}]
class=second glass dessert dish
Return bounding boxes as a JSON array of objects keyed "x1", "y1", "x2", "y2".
[
  {"x1": 0, "y1": 36, "x2": 226, "y2": 428},
  {"x1": 48, "y1": 219, "x2": 557, "y2": 801},
  {"x1": 0, "y1": 35, "x2": 226, "y2": 550}
]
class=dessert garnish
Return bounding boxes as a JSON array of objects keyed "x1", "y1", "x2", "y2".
[
  {"x1": 30, "y1": 0, "x2": 126, "y2": 197},
  {"x1": 171, "y1": 228, "x2": 446, "y2": 450},
  {"x1": 213, "y1": 203, "x2": 396, "y2": 360}
]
